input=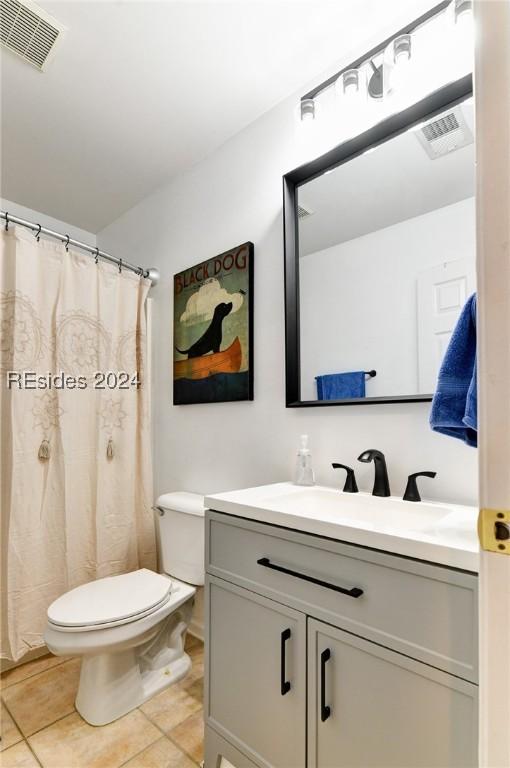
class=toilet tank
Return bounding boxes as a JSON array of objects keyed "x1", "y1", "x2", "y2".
[{"x1": 155, "y1": 492, "x2": 205, "y2": 586}]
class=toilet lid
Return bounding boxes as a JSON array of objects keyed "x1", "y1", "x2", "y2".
[{"x1": 47, "y1": 569, "x2": 172, "y2": 628}]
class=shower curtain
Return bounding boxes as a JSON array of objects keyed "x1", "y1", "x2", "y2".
[{"x1": 1, "y1": 225, "x2": 156, "y2": 662}]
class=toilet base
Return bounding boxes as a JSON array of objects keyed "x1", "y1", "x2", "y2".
[
  {"x1": 75, "y1": 599, "x2": 194, "y2": 726},
  {"x1": 76, "y1": 648, "x2": 192, "y2": 726}
]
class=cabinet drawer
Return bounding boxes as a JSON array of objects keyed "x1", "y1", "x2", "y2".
[{"x1": 206, "y1": 511, "x2": 478, "y2": 682}]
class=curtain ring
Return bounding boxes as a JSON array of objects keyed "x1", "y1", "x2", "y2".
[
  {"x1": 118, "y1": 258, "x2": 122, "y2": 274},
  {"x1": 4, "y1": 212, "x2": 9, "y2": 231},
  {"x1": 94, "y1": 247, "x2": 99, "y2": 265},
  {"x1": 64, "y1": 235, "x2": 70, "y2": 252},
  {"x1": 35, "y1": 224, "x2": 42, "y2": 242}
]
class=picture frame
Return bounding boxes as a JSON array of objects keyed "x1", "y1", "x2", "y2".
[{"x1": 173, "y1": 242, "x2": 254, "y2": 405}]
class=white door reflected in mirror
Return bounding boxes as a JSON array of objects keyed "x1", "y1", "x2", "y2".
[{"x1": 417, "y1": 258, "x2": 476, "y2": 393}]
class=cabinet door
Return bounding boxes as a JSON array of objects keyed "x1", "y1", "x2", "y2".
[
  {"x1": 308, "y1": 618, "x2": 478, "y2": 768},
  {"x1": 206, "y1": 576, "x2": 306, "y2": 768}
]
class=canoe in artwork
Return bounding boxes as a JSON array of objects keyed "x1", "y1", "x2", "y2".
[{"x1": 174, "y1": 336, "x2": 242, "y2": 381}]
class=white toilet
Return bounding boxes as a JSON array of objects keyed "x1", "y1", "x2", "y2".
[{"x1": 44, "y1": 492, "x2": 204, "y2": 726}]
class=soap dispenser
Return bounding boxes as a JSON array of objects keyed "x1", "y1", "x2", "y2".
[{"x1": 294, "y1": 434, "x2": 315, "y2": 486}]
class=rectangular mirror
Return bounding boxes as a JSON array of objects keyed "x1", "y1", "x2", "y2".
[{"x1": 284, "y1": 76, "x2": 475, "y2": 406}]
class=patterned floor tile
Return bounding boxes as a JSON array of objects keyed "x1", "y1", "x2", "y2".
[
  {"x1": 121, "y1": 736, "x2": 197, "y2": 768},
  {"x1": 29, "y1": 709, "x2": 160, "y2": 768},
  {"x1": 2, "y1": 659, "x2": 81, "y2": 736}
]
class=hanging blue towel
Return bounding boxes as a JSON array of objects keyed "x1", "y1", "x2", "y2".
[
  {"x1": 430, "y1": 293, "x2": 477, "y2": 447},
  {"x1": 316, "y1": 371, "x2": 366, "y2": 400}
]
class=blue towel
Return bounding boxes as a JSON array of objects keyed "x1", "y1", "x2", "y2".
[
  {"x1": 430, "y1": 293, "x2": 477, "y2": 447},
  {"x1": 316, "y1": 371, "x2": 366, "y2": 400}
]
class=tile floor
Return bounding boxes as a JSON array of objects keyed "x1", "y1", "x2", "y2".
[{"x1": 0, "y1": 636, "x2": 204, "y2": 768}]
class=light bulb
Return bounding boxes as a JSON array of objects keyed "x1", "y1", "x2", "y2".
[
  {"x1": 451, "y1": 0, "x2": 474, "y2": 76},
  {"x1": 300, "y1": 98, "x2": 316, "y2": 122},
  {"x1": 336, "y1": 69, "x2": 361, "y2": 100},
  {"x1": 455, "y1": 5, "x2": 474, "y2": 49},
  {"x1": 390, "y1": 34, "x2": 412, "y2": 93},
  {"x1": 455, "y1": 0, "x2": 473, "y2": 24},
  {"x1": 296, "y1": 98, "x2": 320, "y2": 160}
]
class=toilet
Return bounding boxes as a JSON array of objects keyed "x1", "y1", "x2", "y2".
[{"x1": 44, "y1": 492, "x2": 204, "y2": 726}]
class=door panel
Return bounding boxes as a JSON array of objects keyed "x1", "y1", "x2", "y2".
[
  {"x1": 417, "y1": 258, "x2": 476, "y2": 392},
  {"x1": 206, "y1": 576, "x2": 306, "y2": 768},
  {"x1": 308, "y1": 618, "x2": 478, "y2": 768}
]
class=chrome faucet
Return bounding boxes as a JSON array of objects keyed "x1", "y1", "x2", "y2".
[{"x1": 358, "y1": 449, "x2": 391, "y2": 497}]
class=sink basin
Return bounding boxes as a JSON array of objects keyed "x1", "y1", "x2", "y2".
[
  {"x1": 258, "y1": 487, "x2": 453, "y2": 533},
  {"x1": 205, "y1": 481, "x2": 479, "y2": 571}
]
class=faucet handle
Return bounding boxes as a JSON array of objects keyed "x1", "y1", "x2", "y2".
[
  {"x1": 403, "y1": 471, "x2": 437, "y2": 502},
  {"x1": 332, "y1": 463, "x2": 359, "y2": 494}
]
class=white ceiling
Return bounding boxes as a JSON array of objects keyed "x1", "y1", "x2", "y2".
[
  {"x1": 1, "y1": 0, "x2": 436, "y2": 233},
  {"x1": 299, "y1": 99, "x2": 475, "y2": 256}
]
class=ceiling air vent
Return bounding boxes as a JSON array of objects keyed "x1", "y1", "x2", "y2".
[
  {"x1": 297, "y1": 203, "x2": 314, "y2": 220},
  {"x1": 415, "y1": 105, "x2": 474, "y2": 160},
  {"x1": 1, "y1": 0, "x2": 66, "y2": 70}
]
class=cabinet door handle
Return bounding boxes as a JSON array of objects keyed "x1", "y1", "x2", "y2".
[
  {"x1": 281, "y1": 628, "x2": 291, "y2": 695},
  {"x1": 257, "y1": 557, "x2": 363, "y2": 599},
  {"x1": 320, "y1": 648, "x2": 331, "y2": 722}
]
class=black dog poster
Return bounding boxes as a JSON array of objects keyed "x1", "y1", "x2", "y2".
[{"x1": 173, "y1": 243, "x2": 254, "y2": 405}]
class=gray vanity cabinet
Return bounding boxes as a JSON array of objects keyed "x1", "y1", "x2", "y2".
[
  {"x1": 204, "y1": 511, "x2": 478, "y2": 768},
  {"x1": 206, "y1": 576, "x2": 307, "y2": 768},
  {"x1": 308, "y1": 619, "x2": 478, "y2": 768}
]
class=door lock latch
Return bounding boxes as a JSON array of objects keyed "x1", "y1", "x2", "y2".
[{"x1": 478, "y1": 508, "x2": 510, "y2": 554}]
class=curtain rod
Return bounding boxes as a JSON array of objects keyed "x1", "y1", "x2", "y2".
[{"x1": 0, "y1": 210, "x2": 160, "y2": 285}]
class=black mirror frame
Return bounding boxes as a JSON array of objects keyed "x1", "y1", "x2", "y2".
[{"x1": 283, "y1": 73, "x2": 473, "y2": 408}]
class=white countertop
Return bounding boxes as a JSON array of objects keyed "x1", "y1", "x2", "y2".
[{"x1": 205, "y1": 482, "x2": 479, "y2": 572}]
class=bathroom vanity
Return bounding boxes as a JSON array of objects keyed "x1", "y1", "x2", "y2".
[{"x1": 203, "y1": 483, "x2": 479, "y2": 768}]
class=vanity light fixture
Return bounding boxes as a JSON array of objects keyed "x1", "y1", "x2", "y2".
[{"x1": 297, "y1": 0, "x2": 472, "y2": 129}]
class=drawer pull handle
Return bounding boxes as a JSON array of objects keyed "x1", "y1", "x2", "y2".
[
  {"x1": 257, "y1": 557, "x2": 364, "y2": 599},
  {"x1": 321, "y1": 648, "x2": 331, "y2": 722},
  {"x1": 281, "y1": 628, "x2": 291, "y2": 695}
]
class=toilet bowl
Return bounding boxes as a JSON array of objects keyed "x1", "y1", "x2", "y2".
[{"x1": 44, "y1": 492, "x2": 204, "y2": 726}]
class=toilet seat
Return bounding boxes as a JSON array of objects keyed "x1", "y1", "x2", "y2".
[{"x1": 47, "y1": 569, "x2": 172, "y2": 632}]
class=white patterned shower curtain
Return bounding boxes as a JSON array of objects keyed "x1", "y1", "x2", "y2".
[{"x1": 1, "y1": 226, "x2": 156, "y2": 662}]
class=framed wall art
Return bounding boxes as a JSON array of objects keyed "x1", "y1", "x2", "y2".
[{"x1": 173, "y1": 242, "x2": 254, "y2": 405}]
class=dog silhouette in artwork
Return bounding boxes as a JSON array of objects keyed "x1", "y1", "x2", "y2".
[{"x1": 176, "y1": 301, "x2": 233, "y2": 358}]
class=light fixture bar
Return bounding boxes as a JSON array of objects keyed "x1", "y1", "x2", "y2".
[{"x1": 300, "y1": 0, "x2": 451, "y2": 104}]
